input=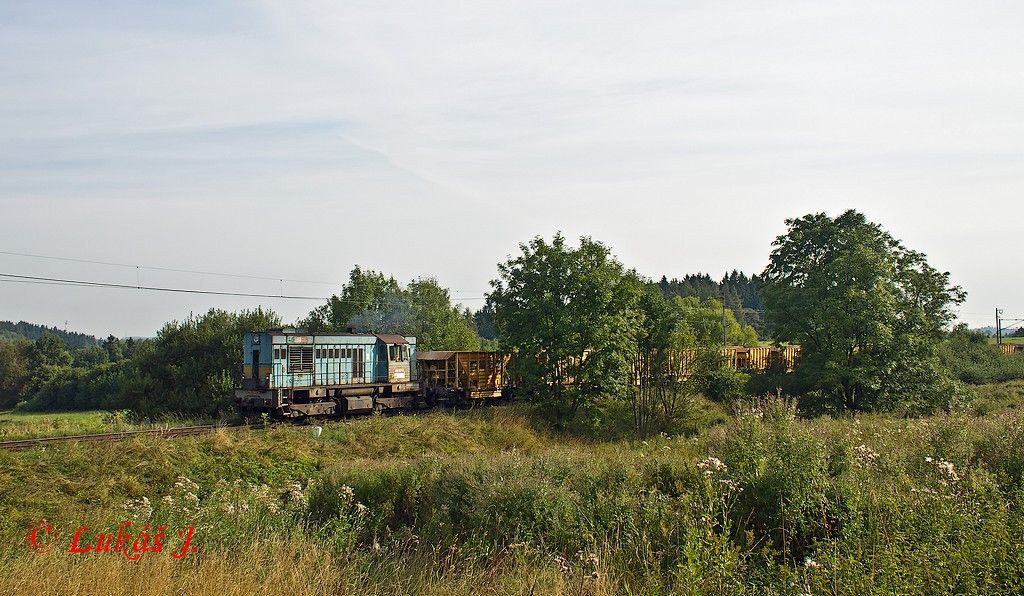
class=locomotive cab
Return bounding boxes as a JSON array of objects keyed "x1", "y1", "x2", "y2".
[{"x1": 375, "y1": 334, "x2": 415, "y2": 384}]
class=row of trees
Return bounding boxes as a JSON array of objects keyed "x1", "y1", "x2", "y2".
[
  {"x1": 486, "y1": 209, "x2": 979, "y2": 428},
  {"x1": 1, "y1": 209, "x2": 1010, "y2": 427}
]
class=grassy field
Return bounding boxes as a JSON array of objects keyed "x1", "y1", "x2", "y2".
[
  {"x1": 0, "y1": 410, "x2": 212, "y2": 441},
  {"x1": 3, "y1": 384, "x2": 1024, "y2": 594},
  {"x1": 989, "y1": 336, "x2": 1024, "y2": 344}
]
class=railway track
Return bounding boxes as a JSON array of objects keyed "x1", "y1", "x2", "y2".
[{"x1": 0, "y1": 424, "x2": 234, "y2": 451}]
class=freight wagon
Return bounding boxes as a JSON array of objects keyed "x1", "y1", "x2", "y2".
[
  {"x1": 418, "y1": 350, "x2": 511, "y2": 404},
  {"x1": 999, "y1": 344, "x2": 1024, "y2": 356}
]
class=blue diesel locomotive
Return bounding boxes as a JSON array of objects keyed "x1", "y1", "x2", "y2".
[{"x1": 233, "y1": 328, "x2": 419, "y2": 418}]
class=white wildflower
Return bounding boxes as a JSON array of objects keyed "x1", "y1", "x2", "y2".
[
  {"x1": 853, "y1": 444, "x2": 879, "y2": 467},
  {"x1": 936, "y1": 460, "x2": 960, "y2": 482},
  {"x1": 697, "y1": 457, "x2": 728, "y2": 476},
  {"x1": 284, "y1": 481, "x2": 305, "y2": 504}
]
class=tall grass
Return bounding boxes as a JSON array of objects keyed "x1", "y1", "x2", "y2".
[
  {"x1": 3, "y1": 402, "x2": 1024, "y2": 594},
  {"x1": 0, "y1": 409, "x2": 217, "y2": 441}
]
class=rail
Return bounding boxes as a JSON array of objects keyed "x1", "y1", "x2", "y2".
[{"x1": 0, "y1": 424, "x2": 232, "y2": 451}]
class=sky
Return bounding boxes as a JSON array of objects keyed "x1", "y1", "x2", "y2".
[{"x1": 1, "y1": 0, "x2": 1021, "y2": 338}]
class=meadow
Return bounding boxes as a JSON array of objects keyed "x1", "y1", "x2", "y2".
[{"x1": 3, "y1": 383, "x2": 1024, "y2": 595}]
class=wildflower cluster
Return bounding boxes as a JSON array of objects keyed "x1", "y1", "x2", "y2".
[
  {"x1": 925, "y1": 456, "x2": 960, "y2": 483},
  {"x1": 171, "y1": 476, "x2": 201, "y2": 515},
  {"x1": 853, "y1": 444, "x2": 880, "y2": 467},
  {"x1": 552, "y1": 551, "x2": 600, "y2": 581},
  {"x1": 123, "y1": 496, "x2": 153, "y2": 520},
  {"x1": 697, "y1": 457, "x2": 727, "y2": 476}
]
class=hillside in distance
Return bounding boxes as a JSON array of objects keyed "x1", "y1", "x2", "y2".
[{"x1": 0, "y1": 320, "x2": 99, "y2": 348}]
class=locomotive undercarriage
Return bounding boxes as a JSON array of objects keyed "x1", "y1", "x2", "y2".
[{"x1": 234, "y1": 382, "x2": 422, "y2": 419}]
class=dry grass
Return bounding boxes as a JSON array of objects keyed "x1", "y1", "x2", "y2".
[{"x1": 0, "y1": 538, "x2": 614, "y2": 596}]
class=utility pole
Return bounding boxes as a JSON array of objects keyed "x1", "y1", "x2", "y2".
[{"x1": 996, "y1": 308, "x2": 1003, "y2": 345}]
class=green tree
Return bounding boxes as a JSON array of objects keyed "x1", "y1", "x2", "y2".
[
  {"x1": 670, "y1": 296, "x2": 759, "y2": 347},
  {"x1": 72, "y1": 346, "x2": 109, "y2": 368},
  {"x1": 304, "y1": 267, "x2": 480, "y2": 351},
  {"x1": 489, "y1": 234, "x2": 643, "y2": 425},
  {"x1": 103, "y1": 335, "x2": 124, "y2": 361},
  {"x1": 88, "y1": 307, "x2": 284, "y2": 417},
  {"x1": 300, "y1": 267, "x2": 400, "y2": 332},
  {"x1": 405, "y1": 278, "x2": 480, "y2": 351},
  {"x1": 29, "y1": 333, "x2": 73, "y2": 369},
  {"x1": 473, "y1": 303, "x2": 498, "y2": 340},
  {"x1": 0, "y1": 339, "x2": 31, "y2": 409},
  {"x1": 760, "y1": 210, "x2": 966, "y2": 412}
]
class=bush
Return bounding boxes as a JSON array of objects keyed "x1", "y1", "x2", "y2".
[
  {"x1": 940, "y1": 326, "x2": 1024, "y2": 384},
  {"x1": 702, "y1": 367, "x2": 750, "y2": 401}
]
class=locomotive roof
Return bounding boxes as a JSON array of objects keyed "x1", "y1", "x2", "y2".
[
  {"x1": 259, "y1": 329, "x2": 412, "y2": 344},
  {"x1": 375, "y1": 334, "x2": 410, "y2": 344}
]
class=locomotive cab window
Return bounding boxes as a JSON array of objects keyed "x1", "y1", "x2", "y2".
[{"x1": 389, "y1": 345, "x2": 407, "y2": 362}]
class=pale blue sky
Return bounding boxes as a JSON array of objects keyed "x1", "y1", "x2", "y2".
[{"x1": 1, "y1": 1, "x2": 1021, "y2": 336}]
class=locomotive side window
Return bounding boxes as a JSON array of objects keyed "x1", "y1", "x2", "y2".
[{"x1": 353, "y1": 348, "x2": 364, "y2": 378}]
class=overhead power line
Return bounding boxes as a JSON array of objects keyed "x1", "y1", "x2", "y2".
[
  {"x1": 0, "y1": 273, "x2": 329, "y2": 300},
  {"x1": 0, "y1": 247, "x2": 344, "y2": 284},
  {"x1": 0, "y1": 249, "x2": 491, "y2": 299},
  {"x1": 0, "y1": 272, "x2": 487, "y2": 303}
]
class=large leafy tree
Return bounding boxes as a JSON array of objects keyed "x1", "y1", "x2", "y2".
[
  {"x1": 0, "y1": 339, "x2": 31, "y2": 409},
  {"x1": 405, "y1": 278, "x2": 480, "y2": 352},
  {"x1": 489, "y1": 234, "x2": 643, "y2": 425},
  {"x1": 760, "y1": 210, "x2": 966, "y2": 412},
  {"x1": 670, "y1": 296, "x2": 759, "y2": 347},
  {"x1": 304, "y1": 267, "x2": 479, "y2": 351},
  {"x1": 301, "y1": 267, "x2": 401, "y2": 332}
]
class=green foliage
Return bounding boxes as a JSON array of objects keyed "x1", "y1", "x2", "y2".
[
  {"x1": 402, "y1": 278, "x2": 480, "y2": 351},
  {"x1": 657, "y1": 270, "x2": 765, "y2": 329},
  {"x1": 29, "y1": 333, "x2": 73, "y2": 369},
  {"x1": 940, "y1": 325, "x2": 1024, "y2": 384},
  {"x1": 302, "y1": 267, "x2": 479, "y2": 351},
  {"x1": 701, "y1": 367, "x2": 750, "y2": 401},
  {"x1": 0, "y1": 320, "x2": 99, "y2": 349},
  {"x1": 760, "y1": 209, "x2": 966, "y2": 412},
  {"x1": 17, "y1": 308, "x2": 281, "y2": 417},
  {"x1": 129, "y1": 307, "x2": 282, "y2": 417},
  {"x1": 0, "y1": 339, "x2": 31, "y2": 409},
  {"x1": 300, "y1": 266, "x2": 401, "y2": 332},
  {"x1": 670, "y1": 296, "x2": 759, "y2": 347},
  {"x1": 489, "y1": 234, "x2": 644, "y2": 426},
  {"x1": 968, "y1": 380, "x2": 1024, "y2": 416}
]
